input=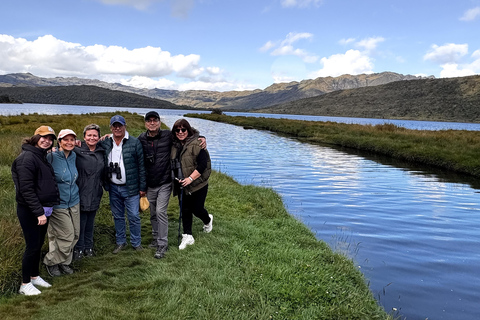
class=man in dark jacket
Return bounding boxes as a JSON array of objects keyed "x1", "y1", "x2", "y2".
[
  {"x1": 102, "y1": 115, "x2": 147, "y2": 254},
  {"x1": 138, "y1": 111, "x2": 205, "y2": 259}
]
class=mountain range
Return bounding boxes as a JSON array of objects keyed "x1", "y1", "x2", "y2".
[
  {"x1": 0, "y1": 72, "x2": 425, "y2": 110},
  {"x1": 256, "y1": 75, "x2": 480, "y2": 123},
  {"x1": 1, "y1": 72, "x2": 479, "y2": 123}
]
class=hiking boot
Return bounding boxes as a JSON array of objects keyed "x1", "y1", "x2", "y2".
[
  {"x1": 179, "y1": 234, "x2": 195, "y2": 250},
  {"x1": 84, "y1": 248, "x2": 94, "y2": 257},
  {"x1": 112, "y1": 243, "x2": 127, "y2": 254},
  {"x1": 59, "y1": 264, "x2": 74, "y2": 275},
  {"x1": 203, "y1": 214, "x2": 213, "y2": 233},
  {"x1": 154, "y1": 245, "x2": 168, "y2": 259},
  {"x1": 73, "y1": 249, "x2": 83, "y2": 261},
  {"x1": 31, "y1": 276, "x2": 51, "y2": 288},
  {"x1": 19, "y1": 282, "x2": 41, "y2": 296},
  {"x1": 133, "y1": 245, "x2": 143, "y2": 251},
  {"x1": 46, "y1": 264, "x2": 62, "y2": 277},
  {"x1": 148, "y1": 240, "x2": 157, "y2": 248}
]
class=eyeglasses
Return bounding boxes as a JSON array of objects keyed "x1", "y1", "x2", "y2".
[
  {"x1": 145, "y1": 118, "x2": 159, "y2": 123},
  {"x1": 175, "y1": 128, "x2": 187, "y2": 133}
]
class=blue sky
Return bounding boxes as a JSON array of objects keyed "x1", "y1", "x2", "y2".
[{"x1": 1, "y1": 0, "x2": 480, "y2": 91}]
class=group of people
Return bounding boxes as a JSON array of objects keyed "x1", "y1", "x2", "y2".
[{"x1": 11, "y1": 112, "x2": 212, "y2": 296}]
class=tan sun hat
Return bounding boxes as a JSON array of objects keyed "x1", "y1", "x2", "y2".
[{"x1": 34, "y1": 126, "x2": 56, "y2": 139}]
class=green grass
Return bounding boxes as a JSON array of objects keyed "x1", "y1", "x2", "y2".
[
  {"x1": 187, "y1": 113, "x2": 480, "y2": 177},
  {"x1": 0, "y1": 113, "x2": 390, "y2": 319}
]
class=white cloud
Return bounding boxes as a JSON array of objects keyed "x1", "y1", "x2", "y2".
[
  {"x1": 120, "y1": 75, "x2": 177, "y2": 89},
  {"x1": 96, "y1": 0, "x2": 195, "y2": 17},
  {"x1": 171, "y1": 0, "x2": 195, "y2": 18},
  {"x1": 355, "y1": 36, "x2": 385, "y2": 52},
  {"x1": 178, "y1": 81, "x2": 257, "y2": 92},
  {"x1": 260, "y1": 41, "x2": 277, "y2": 52},
  {"x1": 97, "y1": 0, "x2": 163, "y2": 10},
  {"x1": 261, "y1": 32, "x2": 318, "y2": 63},
  {"x1": 439, "y1": 63, "x2": 475, "y2": 77},
  {"x1": 0, "y1": 34, "x2": 230, "y2": 90},
  {"x1": 310, "y1": 49, "x2": 374, "y2": 78},
  {"x1": 423, "y1": 45, "x2": 480, "y2": 78},
  {"x1": 339, "y1": 38, "x2": 356, "y2": 45},
  {"x1": 282, "y1": 32, "x2": 313, "y2": 45},
  {"x1": 307, "y1": 36, "x2": 383, "y2": 78},
  {"x1": 281, "y1": 0, "x2": 323, "y2": 8},
  {"x1": 423, "y1": 43, "x2": 469, "y2": 64},
  {"x1": 460, "y1": 7, "x2": 480, "y2": 21}
]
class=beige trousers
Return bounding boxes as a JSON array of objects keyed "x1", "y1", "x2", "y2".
[{"x1": 43, "y1": 203, "x2": 80, "y2": 266}]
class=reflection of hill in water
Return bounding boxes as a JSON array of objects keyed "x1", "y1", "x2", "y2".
[{"x1": 292, "y1": 135, "x2": 480, "y2": 191}]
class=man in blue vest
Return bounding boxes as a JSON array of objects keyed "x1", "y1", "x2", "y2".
[{"x1": 103, "y1": 115, "x2": 147, "y2": 254}]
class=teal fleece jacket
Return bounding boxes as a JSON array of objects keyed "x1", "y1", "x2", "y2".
[{"x1": 47, "y1": 150, "x2": 80, "y2": 209}]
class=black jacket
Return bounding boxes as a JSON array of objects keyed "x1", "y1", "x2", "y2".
[
  {"x1": 74, "y1": 141, "x2": 106, "y2": 211},
  {"x1": 11, "y1": 144, "x2": 60, "y2": 217},
  {"x1": 138, "y1": 129, "x2": 173, "y2": 188}
]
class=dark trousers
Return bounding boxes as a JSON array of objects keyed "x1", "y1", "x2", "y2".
[
  {"x1": 17, "y1": 204, "x2": 48, "y2": 283},
  {"x1": 180, "y1": 185, "x2": 210, "y2": 235},
  {"x1": 75, "y1": 210, "x2": 97, "y2": 251}
]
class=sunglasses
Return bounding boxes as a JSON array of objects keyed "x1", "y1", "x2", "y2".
[{"x1": 175, "y1": 128, "x2": 187, "y2": 133}]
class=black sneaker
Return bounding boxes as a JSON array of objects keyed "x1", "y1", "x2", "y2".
[
  {"x1": 73, "y1": 250, "x2": 83, "y2": 261},
  {"x1": 148, "y1": 240, "x2": 157, "y2": 248},
  {"x1": 133, "y1": 245, "x2": 143, "y2": 252},
  {"x1": 84, "y1": 248, "x2": 94, "y2": 257},
  {"x1": 154, "y1": 245, "x2": 168, "y2": 259},
  {"x1": 46, "y1": 264, "x2": 62, "y2": 277},
  {"x1": 112, "y1": 243, "x2": 127, "y2": 254},
  {"x1": 59, "y1": 264, "x2": 74, "y2": 275}
]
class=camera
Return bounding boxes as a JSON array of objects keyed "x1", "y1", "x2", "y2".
[
  {"x1": 108, "y1": 162, "x2": 122, "y2": 179},
  {"x1": 171, "y1": 159, "x2": 184, "y2": 180}
]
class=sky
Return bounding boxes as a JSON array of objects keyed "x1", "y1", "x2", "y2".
[{"x1": 1, "y1": 0, "x2": 480, "y2": 92}]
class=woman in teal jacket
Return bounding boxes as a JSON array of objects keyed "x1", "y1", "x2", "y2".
[{"x1": 43, "y1": 129, "x2": 80, "y2": 277}]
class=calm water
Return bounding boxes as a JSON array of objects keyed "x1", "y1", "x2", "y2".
[{"x1": 2, "y1": 104, "x2": 480, "y2": 319}]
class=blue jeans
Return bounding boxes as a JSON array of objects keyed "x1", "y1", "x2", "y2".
[{"x1": 109, "y1": 184, "x2": 141, "y2": 247}]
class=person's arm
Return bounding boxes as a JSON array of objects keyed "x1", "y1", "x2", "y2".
[
  {"x1": 179, "y1": 149, "x2": 207, "y2": 187},
  {"x1": 136, "y1": 140, "x2": 147, "y2": 196},
  {"x1": 14, "y1": 155, "x2": 45, "y2": 217}
]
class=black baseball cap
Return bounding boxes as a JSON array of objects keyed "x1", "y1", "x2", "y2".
[{"x1": 144, "y1": 111, "x2": 160, "y2": 120}]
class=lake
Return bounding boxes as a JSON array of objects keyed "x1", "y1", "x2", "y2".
[{"x1": 2, "y1": 103, "x2": 480, "y2": 319}]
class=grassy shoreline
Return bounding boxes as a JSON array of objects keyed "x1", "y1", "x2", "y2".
[
  {"x1": 187, "y1": 113, "x2": 480, "y2": 177},
  {"x1": 0, "y1": 113, "x2": 389, "y2": 319}
]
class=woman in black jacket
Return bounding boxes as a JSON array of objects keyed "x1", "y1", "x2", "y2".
[
  {"x1": 11, "y1": 126, "x2": 59, "y2": 295},
  {"x1": 73, "y1": 124, "x2": 106, "y2": 260}
]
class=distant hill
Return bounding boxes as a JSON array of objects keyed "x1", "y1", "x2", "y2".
[
  {"x1": 255, "y1": 75, "x2": 480, "y2": 123},
  {"x1": 0, "y1": 85, "x2": 187, "y2": 109},
  {"x1": 0, "y1": 72, "x2": 426, "y2": 110}
]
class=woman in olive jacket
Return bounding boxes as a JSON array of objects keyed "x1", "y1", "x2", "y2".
[
  {"x1": 171, "y1": 119, "x2": 212, "y2": 250},
  {"x1": 11, "y1": 126, "x2": 59, "y2": 295}
]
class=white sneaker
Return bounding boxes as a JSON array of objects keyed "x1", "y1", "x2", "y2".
[
  {"x1": 31, "y1": 276, "x2": 52, "y2": 288},
  {"x1": 19, "y1": 282, "x2": 41, "y2": 296},
  {"x1": 179, "y1": 234, "x2": 195, "y2": 250},
  {"x1": 203, "y1": 214, "x2": 213, "y2": 233}
]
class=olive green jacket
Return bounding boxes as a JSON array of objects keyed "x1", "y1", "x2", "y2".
[{"x1": 171, "y1": 132, "x2": 211, "y2": 195}]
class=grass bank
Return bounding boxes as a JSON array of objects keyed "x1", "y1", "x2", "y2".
[
  {"x1": 187, "y1": 113, "x2": 480, "y2": 177},
  {"x1": 0, "y1": 113, "x2": 389, "y2": 319}
]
